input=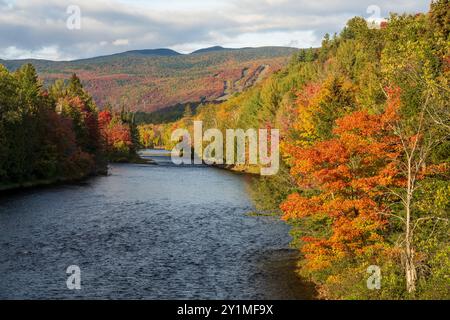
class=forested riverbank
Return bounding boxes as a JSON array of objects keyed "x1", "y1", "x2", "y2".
[
  {"x1": 0, "y1": 65, "x2": 141, "y2": 191},
  {"x1": 1, "y1": 0, "x2": 448, "y2": 301},
  {"x1": 138, "y1": 2, "x2": 449, "y2": 299}
]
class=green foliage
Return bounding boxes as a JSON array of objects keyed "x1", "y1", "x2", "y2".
[
  {"x1": 248, "y1": 162, "x2": 297, "y2": 213},
  {"x1": 429, "y1": 0, "x2": 450, "y2": 38},
  {"x1": 155, "y1": 1, "x2": 450, "y2": 300},
  {"x1": 134, "y1": 101, "x2": 204, "y2": 125},
  {"x1": 0, "y1": 64, "x2": 105, "y2": 188}
]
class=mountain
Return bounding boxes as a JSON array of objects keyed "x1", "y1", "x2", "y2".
[
  {"x1": 1, "y1": 46, "x2": 298, "y2": 112},
  {"x1": 116, "y1": 48, "x2": 182, "y2": 57},
  {"x1": 191, "y1": 46, "x2": 231, "y2": 54}
]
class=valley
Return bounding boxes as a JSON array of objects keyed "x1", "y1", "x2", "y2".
[{"x1": 1, "y1": 46, "x2": 297, "y2": 113}]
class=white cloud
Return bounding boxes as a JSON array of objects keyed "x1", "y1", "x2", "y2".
[
  {"x1": 1, "y1": 45, "x2": 74, "y2": 60},
  {"x1": 112, "y1": 39, "x2": 129, "y2": 46},
  {"x1": 0, "y1": 0, "x2": 432, "y2": 60}
]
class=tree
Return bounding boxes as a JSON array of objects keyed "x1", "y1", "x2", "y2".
[
  {"x1": 281, "y1": 100, "x2": 401, "y2": 272},
  {"x1": 287, "y1": 76, "x2": 356, "y2": 148},
  {"x1": 429, "y1": 0, "x2": 450, "y2": 38},
  {"x1": 0, "y1": 64, "x2": 106, "y2": 186},
  {"x1": 383, "y1": 87, "x2": 449, "y2": 293},
  {"x1": 98, "y1": 109, "x2": 135, "y2": 161},
  {"x1": 380, "y1": 7, "x2": 450, "y2": 293},
  {"x1": 183, "y1": 104, "x2": 193, "y2": 119}
]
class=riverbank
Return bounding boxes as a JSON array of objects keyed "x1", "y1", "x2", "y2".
[
  {"x1": 110, "y1": 153, "x2": 157, "y2": 165},
  {"x1": 255, "y1": 249, "x2": 317, "y2": 299},
  {"x1": 0, "y1": 171, "x2": 105, "y2": 193},
  {"x1": 0, "y1": 156, "x2": 155, "y2": 193},
  {"x1": 214, "y1": 163, "x2": 261, "y2": 175},
  {"x1": 0, "y1": 177, "x2": 72, "y2": 193}
]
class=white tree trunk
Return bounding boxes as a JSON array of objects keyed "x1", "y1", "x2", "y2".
[{"x1": 404, "y1": 159, "x2": 417, "y2": 293}]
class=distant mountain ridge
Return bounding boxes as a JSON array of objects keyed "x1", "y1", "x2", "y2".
[
  {"x1": 1, "y1": 46, "x2": 298, "y2": 112},
  {"x1": 116, "y1": 48, "x2": 182, "y2": 57},
  {"x1": 191, "y1": 46, "x2": 230, "y2": 54}
]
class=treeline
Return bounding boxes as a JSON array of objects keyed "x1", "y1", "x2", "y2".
[
  {"x1": 134, "y1": 101, "x2": 204, "y2": 126},
  {"x1": 0, "y1": 64, "x2": 138, "y2": 190},
  {"x1": 137, "y1": 104, "x2": 202, "y2": 149},
  {"x1": 145, "y1": 1, "x2": 449, "y2": 299}
]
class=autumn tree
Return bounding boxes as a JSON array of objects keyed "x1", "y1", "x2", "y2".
[
  {"x1": 98, "y1": 109, "x2": 135, "y2": 162},
  {"x1": 0, "y1": 64, "x2": 106, "y2": 186},
  {"x1": 281, "y1": 98, "x2": 403, "y2": 273}
]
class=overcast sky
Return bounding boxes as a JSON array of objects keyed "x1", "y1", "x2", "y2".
[{"x1": 0, "y1": 0, "x2": 431, "y2": 61}]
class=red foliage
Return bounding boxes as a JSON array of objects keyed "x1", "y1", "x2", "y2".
[
  {"x1": 281, "y1": 89, "x2": 403, "y2": 270},
  {"x1": 107, "y1": 123, "x2": 132, "y2": 147},
  {"x1": 98, "y1": 110, "x2": 132, "y2": 153},
  {"x1": 98, "y1": 110, "x2": 112, "y2": 129}
]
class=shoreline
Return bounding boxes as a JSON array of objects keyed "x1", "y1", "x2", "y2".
[
  {"x1": 0, "y1": 154, "x2": 157, "y2": 193},
  {"x1": 0, "y1": 172, "x2": 103, "y2": 194}
]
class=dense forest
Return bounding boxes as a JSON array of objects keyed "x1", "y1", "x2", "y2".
[
  {"x1": 140, "y1": 1, "x2": 449, "y2": 299},
  {"x1": 0, "y1": 66, "x2": 138, "y2": 190},
  {"x1": 1, "y1": 0, "x2": 448, "y2": 300}
]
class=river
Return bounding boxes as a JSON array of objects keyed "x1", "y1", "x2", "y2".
[{"x1": 0, "y1": 150, "x2": 315, "y2": 299}]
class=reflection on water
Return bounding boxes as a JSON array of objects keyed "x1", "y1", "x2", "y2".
[{"x1": 0, "y1": 150, "x2": 315, "y2": 299}]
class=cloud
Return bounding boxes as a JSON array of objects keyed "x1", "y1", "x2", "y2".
[
  {"x1": 0, "y1": 0, "x2": 432, "y2": 60},
  {"x1": 112, "y1": 39, "x2": 130, "y2": 46},
  {"x1": 1, "y1": 45, "x2": 71, "y2": 60}
]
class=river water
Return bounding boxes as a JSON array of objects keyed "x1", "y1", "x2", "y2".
[{"x1": 0, "y1": 150, "x2": 315, "y2": 299}]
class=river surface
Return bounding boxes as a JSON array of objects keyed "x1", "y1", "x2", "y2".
[{"x1": 0, "y1": 150, "x2": 315, "y2": 299}]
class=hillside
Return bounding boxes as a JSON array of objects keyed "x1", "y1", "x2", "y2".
[
  {"x1": 1, "y1": 46, "x2": 297, "y2": 112},
  {"x1": 139, "y1": 2, "x2": 450, "y2": 300}
]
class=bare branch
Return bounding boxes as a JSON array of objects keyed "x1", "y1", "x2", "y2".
[{"x1": 412, "y1": 216, "x2": 449, "y2": 233}]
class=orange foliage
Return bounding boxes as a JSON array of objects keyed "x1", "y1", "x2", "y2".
[
  {"x1": 98, "y1": 110, "x2": 132, "y2": 151},
  {"x1": 281, "y1": 88, "x2": 404, "y2": 271}
]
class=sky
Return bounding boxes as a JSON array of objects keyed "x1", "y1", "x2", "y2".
[{"x1": 0, "y1": 0, "x2": 432, "y2": 61}]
